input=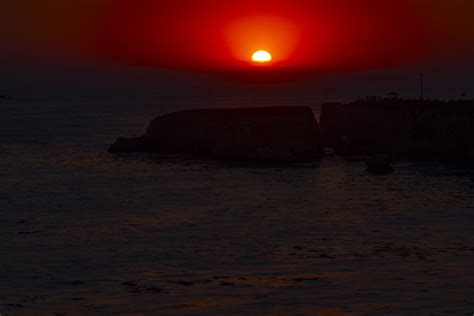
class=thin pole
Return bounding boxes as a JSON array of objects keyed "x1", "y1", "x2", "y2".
[{"x1": 420, "y1": 73, "x2": 424, "y2": 100}]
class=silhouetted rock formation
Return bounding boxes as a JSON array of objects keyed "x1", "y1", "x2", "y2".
[
  {"x1": 109, "y1": 106, "x2": 322, "y2": 163},
  {"x1": 320, "y1": 99, "x2": 474, "y2": 160},
  {"x1": 366, "y1": 155, "x2": 394, "y2": 175}
]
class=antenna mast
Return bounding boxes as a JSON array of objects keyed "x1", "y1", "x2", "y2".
[{"x1": 420, "y1": 73, "x2": 424, "y2": 100}]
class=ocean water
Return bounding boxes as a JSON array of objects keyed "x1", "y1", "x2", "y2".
[{"x1": 1, "y1": 73, "x2": 474, "y2": 315}]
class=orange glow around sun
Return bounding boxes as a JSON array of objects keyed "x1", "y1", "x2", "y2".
[
  {"x1": 224, "y1": 15, "x2": 300, "y2": 66},
  {"x1": 90, "y1": 0, "x2": 436, "y2": 71}
]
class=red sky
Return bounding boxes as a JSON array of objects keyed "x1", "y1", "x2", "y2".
[{"x1": 1, "y1": 0, "x2": 473, "y2": 71}]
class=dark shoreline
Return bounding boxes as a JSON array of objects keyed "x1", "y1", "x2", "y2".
[
  {"x1": 321, "y1": 98, "x2": 474, "y2": 161},
  {"x1": 109, "y1": 99, "x2": 474, "y2": 165}
]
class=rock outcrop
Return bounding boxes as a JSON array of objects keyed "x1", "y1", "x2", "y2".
[
  {"x1": 366, "y1": 155, "x2": 394, "y2": 175},
  {"x1": 320, "y1": 99, "x2": 474, "y2": 160},
  {"x1": 109, "y1": 106, "x2": 323, "y2": 163}
]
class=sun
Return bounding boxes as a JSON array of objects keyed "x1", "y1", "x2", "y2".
[{"x1": 252, "y1": 50, "x2": 272, "y2": 63}]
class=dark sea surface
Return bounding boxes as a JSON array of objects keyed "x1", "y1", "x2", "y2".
[{"x1": 1, "y1": 70, "x2": 474, "y2": 315}]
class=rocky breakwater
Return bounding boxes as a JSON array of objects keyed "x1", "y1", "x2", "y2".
[
  {"x1": 320, "y1": 99, "x2": 474, "y2": 160},
  {"x1": 109, "y1": 106, "x2": 323, "y2": 164}
]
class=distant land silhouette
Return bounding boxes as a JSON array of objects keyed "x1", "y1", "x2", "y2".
[
  {"x1": 321, "y1": 98, "x2": 474, "y2": 160},
  {"x1": 109, "y1": 99, "x2": 474, "y2": 164}
]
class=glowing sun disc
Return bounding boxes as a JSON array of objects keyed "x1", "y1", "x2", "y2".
[{"x1": 252, "y1": 50, "x2": 272, "y2": 63}]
